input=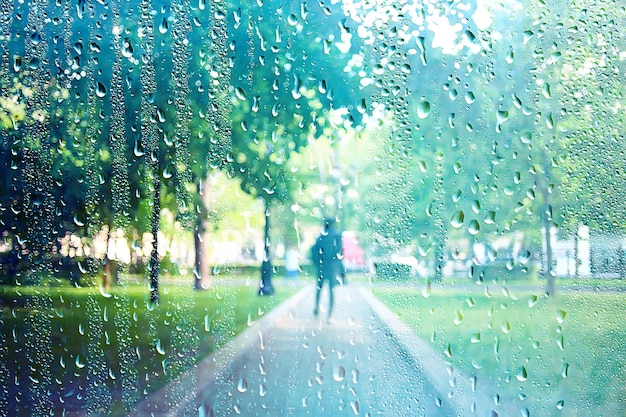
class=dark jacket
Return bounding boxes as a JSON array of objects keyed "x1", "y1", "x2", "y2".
[{"x1": 311, "y1": 228, "x2": 343, "y2": 283}]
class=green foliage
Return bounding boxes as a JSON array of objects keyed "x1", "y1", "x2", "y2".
[
  {"x1": 374, "y1": 262, "x2": 412, "y2": 281},
  {"x1": 0, "y1": 282, "x2": 299, "y2": 415},
  {"x1": 375, "y1": 286, "x2": 626, "y2": 416}
]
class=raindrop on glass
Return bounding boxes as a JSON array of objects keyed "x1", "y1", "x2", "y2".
[
  {"x1": 468, "y1": 219, "x2": 480, "y2": 235},
  {"x1": 75, "y1": 353, "x2": 87, "y2": 369},
  {"x1": 96, "y1": 82, "x2": 107, "y2": 98},
  {"x1": 417, "y1": 100, "x2": 431, "y2": 119},
  {"x1": 159, "y1": 17, "x2": 169, "y2": 34},
  {"x1": 333, "y1": 365, "x2": 345, "y2": 382},
  {"x1": 237, "y1": 378, "x2": 248, "y2": 393},
  {"x1": 450, "y1": 210, "x2": 464, "y2": 228}
]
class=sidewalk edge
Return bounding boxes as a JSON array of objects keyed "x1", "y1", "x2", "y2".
[
  {"x1": 358, "y1": 286, "x2": 510, "y2": 416},
  {"x1": 127, "y1": 285, "x2": 314, "y2": 417}
]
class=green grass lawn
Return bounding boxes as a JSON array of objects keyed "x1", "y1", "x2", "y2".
[
  {"x1": 374, "y1": 284, "x2": 626, "y2": 417},
  {"x1": 1, "y1": 275, "x2": 301, "y2": 416}
]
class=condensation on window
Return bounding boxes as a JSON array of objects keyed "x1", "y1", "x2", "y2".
[{"x1": 1, "y1": 0, "x2": 625, "y2": 416}]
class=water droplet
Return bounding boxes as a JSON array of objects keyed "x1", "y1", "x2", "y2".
[
  {"x1": 471, "y1": 200, "x2": 481, "y2": 214},
  {"x1": 357, "y1": 98, "x2": 367, "y2": 114},
  {"x1": 561, "y1": 363, "x2": 569, "y2": 378},
  {"x1": 157, "y1": 108, "x2": 166, "y2": 123},
  {"x1": 453, "y1": 309, "x2": 463, "y2": 325},
  {"x1": 468, "y1": 219, "x2": 480, "y2": 235},
  {"x1": 98, "y1": 282, "x2": 112, "y2": 298},
  {"x1": 96, "y1": 82, "x2": 107, "y2": 98},
  {"x1": 497, "y1": 110, "x2": 509, "y2": 125},
  {"x1": 542, "y1": 83, "x2": 552, "y2": 99},
  {"x1": 501, "y1": 321, "x2": 511, "y2": 334},
  {"x1": 556, "y1": 309, "x2": 566, "y2": 324},
  {"x1": 506, "y1": 46, "x2": 514, "y2": 64},
  {"x1": 237, "y1": 378, "x2": 248, "y2": 393},
  {"x1": 417, "y1": 100, "x2": 431, "y2": 119},
  {"x1": 287, "y1": 13, "x2": 298, "y2": 26},
  {"x1": 350, "y1": 400, "x2": 360, "y2": 415},
  {"x1": 122, "y1": 38, "x2": 134, "y2": 58},
  {"x1": 556, "y1": 400, "x2": 565, "y2": 409},
  {"x1": 333, "y1": 365, "x2": 345, "y2": 382},
  {"x1": 465, "y1": 91, "x2": 476, "y2": 104},
  {"x1": 134, "y1": 140, "x2": 145, "y2": 157},
  {"x1": 156, "y1": 339, "x2": 166, "y2": 355},
  {"x1": 159, "y1": 17, "x2": 169, "y2": 34},
  {"x1": 505, "y1": 259, "x2": 514, "y2": 271},
  {"x1": 30, "y1": 31, "x2": 42, "y2": 45},
  {"x1": 232, "y1": 86, "x2": 247, "y2": 101},
  {"x1": 13, "y1": 55, "x2": 22, "y2": 72},
  {"x1": 471, "y1": 333, "x2": 481, "y2": 343},
  {"x1": 421, "y1": 280, "x2": 431, "y2": 298},
  {"x1": 450, "y1": 210, "x2": 464, "y2": 228},
  {"x1": 75, "y1": 353, "x2": 87, "y2": 369},
  {"x1": 352, "y1": 369, "x2": 360, "y2": 383},
  {"x1": 522, "y1": 30, "x2": 534, "y2": 44},
  {"x1": 516, "y1": 366, "x2": 528, "y2": 381},
  {"x1": 163, "y1": 163, "x2": 173, "y2": 179},
  {"x1": 73, "y1": 213, "x2": 85, "y2": 227},
  {"x1": 444, "y1": 343, "x2": 452, "y2": 358},
  {"x1": 557, "y1": 335, "x2": 565, "y2": 351}
]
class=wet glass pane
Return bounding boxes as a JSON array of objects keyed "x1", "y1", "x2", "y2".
[{"x1": 1, "y1": 0, "x2": 625, "y2": 415}]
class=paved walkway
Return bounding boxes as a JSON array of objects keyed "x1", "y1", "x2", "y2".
[{"x1": 130, "y1": 283, "x2": 510, "y2": 417}]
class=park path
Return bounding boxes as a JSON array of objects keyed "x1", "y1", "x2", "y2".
[{"x1": 130, "y1": 282, "x2": 510, "y2": 417}]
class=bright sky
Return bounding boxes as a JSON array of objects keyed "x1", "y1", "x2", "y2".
[{"x1": 339, "y1": 0, "x2": 522, "y2": 56}]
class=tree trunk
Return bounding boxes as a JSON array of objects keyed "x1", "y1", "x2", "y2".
[
  {"x1": 193, "y1": 179, "x2": 211, "y2": 290},
  {"x1": 543, "y1": 220, "x2": 555, "y2": 295},
  {"x1": 540, "y1": 145, "x2": 556, "y2": 296},
  {"x1": 434, "y1": 236, "x2": 445, "y2": 282},
  {"x1": 542, "y1": 197, "x2": 555, "y2": 296},
  {"x1": 149, "y1": 176, "x2": 161, "y2": 304},
  {"x1": 102, "y1": 225, "x2": 113, "y2": 290},
  {"x1": 259, "y1": 199, "x2": 274, "y2": 295},
  {"x1": 574, "y1": 226, "x2": 580, "y2": 278}
]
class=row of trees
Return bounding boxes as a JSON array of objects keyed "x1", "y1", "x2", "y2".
[
  {"x1": 0, "y1": 0, "x2": 365, "y2": 300},
  {"x1": 1, "y1": 0, "x2": 625, "y2": 297}
]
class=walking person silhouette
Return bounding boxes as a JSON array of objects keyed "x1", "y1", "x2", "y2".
[{"x1": 311, "y1": 218, "x2": 343, "y2": 322}]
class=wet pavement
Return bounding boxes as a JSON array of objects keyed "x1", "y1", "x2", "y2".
[{"x1": 130, "y1": 283, "x2": 506, "y2": 417}]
